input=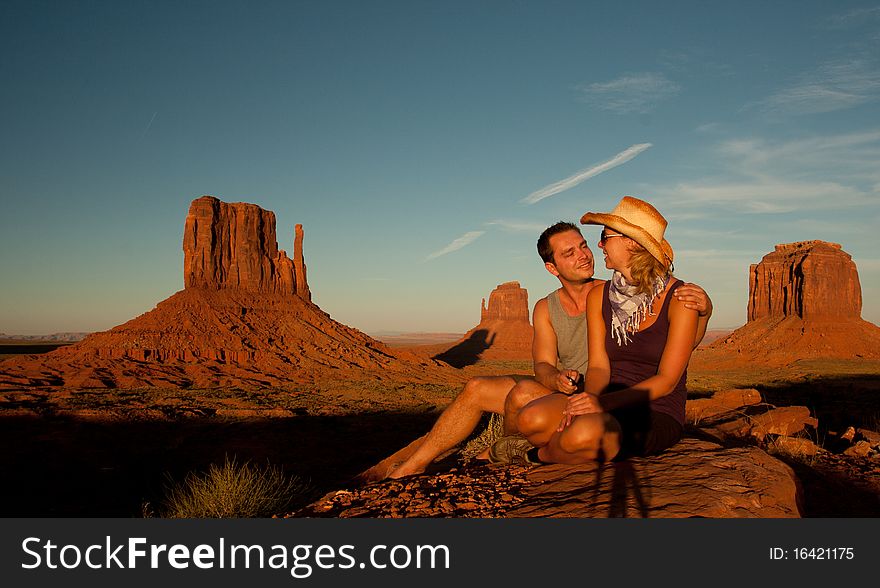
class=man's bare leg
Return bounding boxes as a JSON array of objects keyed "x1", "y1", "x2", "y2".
[{"x1": 387, "y1": 376, "x2": 517, "y2": 478}]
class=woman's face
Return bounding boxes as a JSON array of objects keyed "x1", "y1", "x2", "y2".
[{"x1": 598, "y1": 226, "x2": 633, "y2": 271}]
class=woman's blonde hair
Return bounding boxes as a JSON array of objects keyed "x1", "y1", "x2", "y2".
[{"x1": 627, "y1": 242, "x2": 670, "y2": 294}]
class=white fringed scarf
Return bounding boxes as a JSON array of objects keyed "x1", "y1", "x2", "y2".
[{"x1": 607, "y1": 271, "x2": 670, "y2": 346}]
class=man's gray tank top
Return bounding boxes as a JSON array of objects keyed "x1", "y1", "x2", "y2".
[{"x1": 547, "y1": 289, "x2": 588, "y2": 374}]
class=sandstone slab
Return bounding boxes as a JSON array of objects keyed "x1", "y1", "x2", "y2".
[
  {"x1": 771, "y1": 436, "x2": 821, "y2": 457},
  {"x1": 685, "y1": 388, "x2": 762, "y2": 423},
  {"x1": 294, "y1": 439, "x2": 802, "y2": 518},
  {"x1": 748, "y1": 406, "x2": 818, "y2": 441}
]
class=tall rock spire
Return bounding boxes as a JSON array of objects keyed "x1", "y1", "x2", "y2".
[{"x1": 294, "y1": 223, "x2": 311, "y2": 301}]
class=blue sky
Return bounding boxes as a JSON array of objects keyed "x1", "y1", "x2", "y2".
[{"x1": 2, "y1": 0, "x2": 879, "y2": 335}]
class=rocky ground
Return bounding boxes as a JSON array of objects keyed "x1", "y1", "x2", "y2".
[{"x1": 0, "y1": 357, "x2": 877, "y2": 517}]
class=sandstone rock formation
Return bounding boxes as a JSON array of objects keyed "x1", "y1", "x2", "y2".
[
  {"x1": 183, "y1": 196, "x2": 303, "y2": 295},
  {"x1": 294, "y1": 438, "x2": 802, "y2": 518},
  {"x1": 694, "y1": 240, "x2": 880, "y2": 366},
  {"x1": 0, "y1": 196, "x2": 454, "y2": 390},
  {"x1": 480, "y1": 281, "x2": 529, "y2": 322},
  {"x1": 434, "y1": 281, "x2": 534, "y2": 366},
  {"x1": 747, "y1": 241, "x2": 861, "y2": 321},
  {"x1": 293, "y1": 224, "x2": 310, "y2": 301}
]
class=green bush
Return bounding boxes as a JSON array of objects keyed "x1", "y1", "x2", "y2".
[{"x1": 159, "y1": 456, "x2": 309, "y2": 518}]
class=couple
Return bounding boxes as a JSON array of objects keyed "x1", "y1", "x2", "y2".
[{"x1": 388, "y1": 196, "x2": 710, "y2": 478}]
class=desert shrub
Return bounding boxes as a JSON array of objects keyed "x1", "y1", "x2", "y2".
[
  {"x1": 460, "y1": 413, "x2": 505, "y2": 461},
  {"x1": 159, "y1": 456, "x2": 309, "y2": 518}
]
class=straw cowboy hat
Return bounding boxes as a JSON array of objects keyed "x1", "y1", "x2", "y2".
[{"x1": 580, "y1": 196, "x2": 674, "y2": 268}]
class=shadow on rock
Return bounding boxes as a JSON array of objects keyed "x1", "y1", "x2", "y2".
[
  {"x1": 607, "y1": 461, "x2": 649, "y2": 518},
  {"x1": 433, "y1": 329, "x2": 495, "y2": 368}
]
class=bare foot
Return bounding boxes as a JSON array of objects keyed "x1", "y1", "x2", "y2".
[
  {"x1": 386, "y1": 461, "x2": 424, "y2": 479},
  {"x1": 475, "y1": 447, "x2": 490, "y2": 461}
]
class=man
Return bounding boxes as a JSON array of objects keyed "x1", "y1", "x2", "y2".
[{"x1": 387, "y1": 222, "x2": 711, "y2": 478}]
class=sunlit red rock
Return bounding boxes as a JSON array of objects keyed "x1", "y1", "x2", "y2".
[
  {"x1": 748, "y1": 241, "x2": 861, "y2": 321},
  {"x1": 694, "y1": 240, "x2": 880, "y2": 366},
  {"x1": 0, "y1": 196, "x2": 455, "y2": 390},
  {"x1": 435, "y1": 281, "x2": 533, "y2": 365},
  {"x1": 480, "y1": 281, "x2": 530, "y2": 322},
  {"x1": 183, "y1": 195, "x2": 305, "y2": 296}
]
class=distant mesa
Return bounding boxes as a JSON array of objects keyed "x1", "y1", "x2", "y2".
[
  {"x1": 433, "y1": 281, "x2": 534, "y2": 367},
  {"x1": 0, "y1": 195, "x2": 452, "y2": 390},
  {"x1": 695, "y1": 240, "x2": 880, "y2": 365}
]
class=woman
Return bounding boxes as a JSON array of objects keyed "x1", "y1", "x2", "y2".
[{"x1": 515, "y1": 196, "x2": 696, "y2": 463}]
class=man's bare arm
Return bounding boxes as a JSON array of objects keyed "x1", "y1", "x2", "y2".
[{"x1": 531, "y1": 298, "x2": 578, "y2": 394}]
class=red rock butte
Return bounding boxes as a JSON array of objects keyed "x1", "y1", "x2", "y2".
[
  {"x1": 0, "y1": 196, "x2": 452, "y2": 390},
  {"x1": 695, "y1": 240, "x2": 880, "y2": 365},
  {"x1": 435, "y1": 281, "x2": 533, "y2": 365},
  {"x1": 183, "y1": 196, "x2": 311, "y2": 300}
]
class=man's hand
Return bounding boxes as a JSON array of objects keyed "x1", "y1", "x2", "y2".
[
  {"x1": 555, "y1": 369, "x2": 581, "y2": 394},
  {"x1": 557, "y1": 392, "x2": 602, "y2": 431},
  {"x1": 674, "y1": 283, "x2": 713, "y2": 317}
]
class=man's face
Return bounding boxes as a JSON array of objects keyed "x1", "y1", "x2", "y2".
[{"x1": 546, "y1": 230, "x2": 594, "y2": 282}]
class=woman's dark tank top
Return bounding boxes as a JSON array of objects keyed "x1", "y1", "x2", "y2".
[{"x1": 601, "y1": 279, "x2": 687, "y2": 425}]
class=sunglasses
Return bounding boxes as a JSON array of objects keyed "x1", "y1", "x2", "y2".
[{"x1": 599, "y1": 229, "x2": 624, "y2": 243}]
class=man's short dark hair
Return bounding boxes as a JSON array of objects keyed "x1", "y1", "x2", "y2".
[{"x1": 537, "y1": 221, "x2": 582, "y2": 264}]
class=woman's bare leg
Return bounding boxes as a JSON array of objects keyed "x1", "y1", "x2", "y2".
[{"x1": 517, "y1": 395, "x2": 621, "y2": 464}]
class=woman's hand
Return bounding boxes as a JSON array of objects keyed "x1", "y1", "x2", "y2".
[{"x1": 557, "y1": 392, "x2": 603, "y2": 431}]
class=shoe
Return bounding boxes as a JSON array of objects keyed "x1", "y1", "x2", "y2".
[{"x1": 488, "y1": 435, "x2": 538, "y2": 465}]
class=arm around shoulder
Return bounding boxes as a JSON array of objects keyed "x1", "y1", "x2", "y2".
[{"x1": 675, "y1": 282, "x2": 713, "y2": 348}]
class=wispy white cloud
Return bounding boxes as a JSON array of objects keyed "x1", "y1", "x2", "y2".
[
  {"x1": 521, "y1": 143, "x2": 652, "y2": 205},
  {"x1": 664, "y1": 179, "x2": 871, "y2": 213},
  {"x1": 827, "y1": 6, "x2": 880, "y2": 28},
  {"x1": 485, "y1": 219, "x2": 548, "y2": 233},
  {"x1": 655, "y1": 130, "x2": 880, "y2": 226},
  {"x1": 758, "y1": 59, "x2": 880, "y2": 115},
  {"x1": 578, "y1": 72, "x2": 681, "y2": 114},
  {"x1": 424, "y1": 231, "x2": 485, "y2": 262},
  {"x1": 715, "y1": 129, "x2": 880, "y2": 183}
]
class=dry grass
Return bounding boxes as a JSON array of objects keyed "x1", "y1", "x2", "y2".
[
  {"x1": 459, "y1": 413, "x2": 505, "y2": 461},
  {"x1": 764, "y1": 433, "x2": 824, "y2": 466},
  {"x1": 157, "y1": 456, "x2": 310, "y2": 518}
]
